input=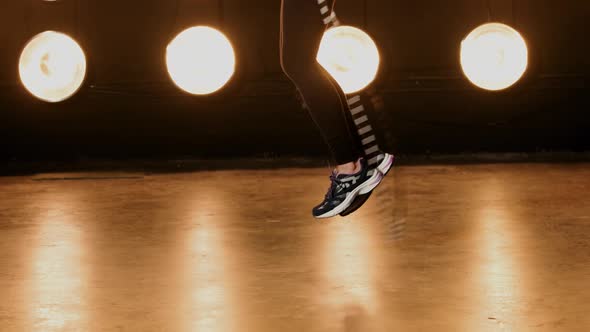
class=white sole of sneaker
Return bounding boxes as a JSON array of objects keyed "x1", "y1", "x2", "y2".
[
  {"x1": 358, "y1": 153, "x2": 394, "y2": 195},
  {"x1": 354, "y1": 153, "x2": 394, "y2": 198},
  {"x1": 315, "y1": 170, "x2": 384, "y2": 219},
  {"x1": 378, "y1": 153, "x2": 394, "y2": 175}
]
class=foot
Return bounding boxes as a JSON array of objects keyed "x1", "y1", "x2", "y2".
[
  {"x1": 312, "y1": 158, "x2": 383, "y2": 219},
  {"x1": 339, "y1": 153, "x2": 395, "y2": 217}
]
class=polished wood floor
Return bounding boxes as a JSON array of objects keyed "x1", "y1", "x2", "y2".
[{"x1": 1, "y1": 163, "x2": 589, "y2": 331}]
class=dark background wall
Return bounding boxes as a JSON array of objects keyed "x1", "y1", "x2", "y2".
[{"x1": 0, "y1": 0, "x2": 588, "y2": 161}]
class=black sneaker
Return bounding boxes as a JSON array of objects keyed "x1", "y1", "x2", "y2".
[
  {"x1": 340, "y1": 153, "x2": 395, "y2": 217},
  {"x1": 312, "y1": 158, "x2": 383, "y2": 219}
]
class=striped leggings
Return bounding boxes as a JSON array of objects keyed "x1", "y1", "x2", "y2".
[{"x1": 280, "y1": 0, "x2": 364, "y2": 165}]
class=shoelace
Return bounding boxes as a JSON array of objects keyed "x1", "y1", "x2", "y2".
[
  {"x1": 325, "y1": 173, "x2": 346, "y2": 199},
  {"x1": 325, "y1": 158, "x2": 365, "y2": 200}
]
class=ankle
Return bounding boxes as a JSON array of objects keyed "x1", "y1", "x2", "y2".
[{"x1": 336, "y1": 159, "x2": 361, "y2": 175}]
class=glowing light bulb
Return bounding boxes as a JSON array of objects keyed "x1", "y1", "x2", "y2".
[
  {"x1": 317, "y1": 26, "x2": 380, "y2": 94},
  {"x1": 460, "y1": 23, "x2": 528, "y2": 91},
  {"x1": 166, "y1": 26, "x2": 236, "y2": 95},
  {"x1": 19, "y1": 31, "x2": 87, "y2": 102}
]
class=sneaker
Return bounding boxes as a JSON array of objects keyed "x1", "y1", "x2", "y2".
[
  {"x1": 312, "y1": 157, "x2": 383, "y2": 219},
  {"x1": 339, "y1": 153, "x2": 395, "y2": 217},
  {"x1": 377, "y1": 153, "x2": 395, "y2": 176}
]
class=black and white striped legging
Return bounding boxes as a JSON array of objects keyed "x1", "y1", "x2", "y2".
[{"x1": 280, "y1": 0, "x2": 363, "y2": 165}]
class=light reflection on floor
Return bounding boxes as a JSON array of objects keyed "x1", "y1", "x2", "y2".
[
  {"x1": 318, "y1": 220, "x2": 377, "y2": 330},
  {"x1": 184, "y1": 187, "x2": 231, "y2": 332},
  {"x1": 29, "y1": 192, "x2": 87, "y2": 331},
  {"x1": 470, "y1": 178, "x2": 522, "y2": 331}
]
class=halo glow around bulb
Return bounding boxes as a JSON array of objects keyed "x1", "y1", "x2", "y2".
[
  {"x1": 317, "y1": 26, "x2": 380, "y2": 94},
  {"x1": 19, "y1": 31, "x2": 87, "y2": 102},
  {"x1": 460, "y1": 23, "x2": 528, "y2": 91},
  {"x1": 166, "y1": 26, "x2": 236, "y2": 95}
]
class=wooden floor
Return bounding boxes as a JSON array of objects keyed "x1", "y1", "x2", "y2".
[{"x1": 1, "y1": 163, "x2": 589, "y2": 331}]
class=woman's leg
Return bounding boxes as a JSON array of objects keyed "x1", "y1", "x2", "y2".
[{"x1": 280, "y1": 0, "x2": 362, "y2": 168}]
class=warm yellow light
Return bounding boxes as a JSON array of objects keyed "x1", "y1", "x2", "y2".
[
  {"x1": 460, "y1": 23, "x2": 528, "y2": 91},
  {"x1": 19, "y1": 31, "x2": 87, "y2": 103},
  {"x1": 317, "y1": 26, "x2": 380, "y2": 94},
  {"x1": 166, "y1": 26, "x2": 236, "y2": 95}
]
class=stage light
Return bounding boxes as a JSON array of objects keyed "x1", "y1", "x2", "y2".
[
  {"x1": 317, "y1": 25, "x2": 380, "y2": 94},
  {"x1": 460, "y1": 23, "x2": 528, "y2": 91},
  {"x1": 19, "y1": 31, "x2": 87, "y2": 103},
  {"x1": 166, "y1": 26, "x2": 236, "y2": 95}
]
